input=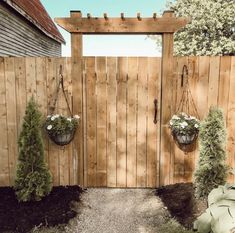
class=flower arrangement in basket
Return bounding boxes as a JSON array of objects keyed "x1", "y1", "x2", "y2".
[
  {"x1": 45, "y1": 114, "x2": 80, "y2": 146},
  {"x1": 169, "y1": 112, "x2": 200, "y2": 145},
  {"x1": 45, "y1": 65, "x2": 80, "y2": 146},
  {"x1": 170, "y1": 65, "x2": 201, "y2": 152}
]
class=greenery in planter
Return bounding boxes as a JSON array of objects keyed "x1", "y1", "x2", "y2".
[
  {"x1": 45, "y1": 114, "x2": 80, "y2": 137},
  {"x1": 14, "y1": 97, "x2": 52, "y2": 202},
  {"x1": 169, "y1": 112, "x2": 200, "y2": 136},
  {"x1": 194, "y1": 107, "x2": 228, "y2": 198}
]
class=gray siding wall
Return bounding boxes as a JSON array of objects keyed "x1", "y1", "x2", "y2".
[{"x1": 0, "y1": 2, "x2": 62, "y2": 57}]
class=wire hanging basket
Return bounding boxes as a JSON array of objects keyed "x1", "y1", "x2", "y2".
[
  {"x1": 170, "y1": 64, "x2": 200, "y2": 152},
  {"x1": 45, "y1": 65, "x2": 78, "y2": 146},
  {"x1": 47, "y1": 128, "x2": 76, "y2": 146}
]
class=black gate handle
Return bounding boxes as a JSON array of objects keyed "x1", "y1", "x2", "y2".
[{"x1": 154, "y1": 98, "x2": 158, "y2": 124}]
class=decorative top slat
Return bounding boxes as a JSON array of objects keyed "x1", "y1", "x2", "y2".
[{"x1": 55, "y1": 11, "x2": 190, "y2": 34}]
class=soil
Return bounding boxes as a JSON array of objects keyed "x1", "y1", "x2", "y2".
[
  {"x1": 156, "y1": 182, "x2": 207, "y2": 229},
  {"x1": 0, "y1": 186, "x2": 83, "y2": 233}
]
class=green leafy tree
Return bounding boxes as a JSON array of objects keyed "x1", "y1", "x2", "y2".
[
  {"x1": 14, "y1": 97, "x2": 52, "y2": 202},
  {"x1": 151, "y1": 0, "x2": 235, "y2": 55},
  {"x1": 194, "y1": 107, "x2": 228, "y2": 198}
]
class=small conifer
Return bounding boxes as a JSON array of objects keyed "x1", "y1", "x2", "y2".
[
  {"x1": 194, "y1": 107, "x2": 228, "y2": 198},
  {"x1": 14, "y1": 97, "x2": 52, "y2": 202}
]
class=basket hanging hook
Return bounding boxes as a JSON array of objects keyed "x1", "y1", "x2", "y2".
[{"x1": 49, "y1": 65, "x2": 73, "y2": 117}]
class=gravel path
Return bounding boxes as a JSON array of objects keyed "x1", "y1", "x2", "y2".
[{"x1": 66, "y1": 188, "x2": 169, "y2": 233}]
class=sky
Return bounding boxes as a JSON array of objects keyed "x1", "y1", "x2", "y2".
[{"x1": 41, "y1": 0, "x2": 168, "y2": 57}]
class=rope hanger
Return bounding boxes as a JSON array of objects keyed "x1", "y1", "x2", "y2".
[
  {"x1": 176, "y1": 64, "x2": 200, "y2": 119},
  {"x1": 50, "y1": 65, "x2": 73, "y2": 117}
]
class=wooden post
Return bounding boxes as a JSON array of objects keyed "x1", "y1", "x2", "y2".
[
  {"x1": 160, "y1": 11, "x2": 174, "y2": 186},
  {"x1": 70, "y1": 11, "x2": 84, "y2": 186}
]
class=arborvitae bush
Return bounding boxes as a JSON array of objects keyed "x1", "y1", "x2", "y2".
[
  {"x1": 194, "y1": 107, "x2": 228, "y2": 198},
  {"x1": 14, "y1": 97, "x2": 52, "y2": 202}
]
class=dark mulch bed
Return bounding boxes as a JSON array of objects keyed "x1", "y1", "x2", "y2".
[
  {"x1": 156, "y1": 182, "x2": 207, "y2": 229},
  {"x1": 0, "y1": 186, "x2": 83, "y2": 233}
]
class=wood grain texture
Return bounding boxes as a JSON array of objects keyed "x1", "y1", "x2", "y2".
[
  {"x1": 116, "y1": 57, "x2": 127, "y2": 187},
  {"x1": 0, "y1": 56, "x2": 235, "y2": 187},
  {"x1": 147, "y1": 57, "x2": 161, "y2": 187},
  {"x1": 96, "y1": 57, "x2": 107, "y2": 187},
  {"x1": 5, "y1": 57, "x2": 17, "y2": 184},
  {"x1": 227, "y1": 57, "x2": 235, "y2": 183},
  {"x1": 160, "y1": 12, "x2": 174, "y2": 186},
  {"x1": 0, "y1": 58, "x2": 9, "y2": 186},
  {"x1": 107, "y1": 57, "x2": 117, "y2": 187},
  {"x1": 126, "y1": 57, "x2": 138, "y2": 187},
  {"x1": 137, "y1": 57, "x2": 148, "y2": 187},
  {"x1": 55, "y1": 16, "x2": 190, "y2": 34},
  {"x1": 208, "y1": 57, "x2": 220, "y2": 108},
  {"x1": 86, "y1": 57, "x2": 97, "y2": 187},
  {"x1": 71, "y1": 11, "x2": 84, "y2": 186},
  {"x1": 46, "y1": 57, "x2": 60, "y2": 186}
]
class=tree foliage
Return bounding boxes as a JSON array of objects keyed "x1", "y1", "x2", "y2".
[
  {"x1": 151, "y1": 0, "x2": 235, "y2": 56},
  {"x1": 194, "y1": 107, "x2": 228, "y2": 198},
  {"x1": 170, "y1": 0, "x2": 235, "y2": 55},
  {"x1": 14, "y1": 97, "x2": 52, "y2": 202}
]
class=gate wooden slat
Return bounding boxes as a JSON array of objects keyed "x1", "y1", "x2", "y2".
[
  {"x1": 137, "y1": 57, "x2": 148, "y2": 187},
  {"x1": 57, "y1": 58, "x2": 70, "y2": 186},
  {"x1": 0, "y1": 58, "x2": 9, "y2": 186},
  {"x1": 86, "y1": 57, "x2": 97, "y2": 187},
  {"x1": 173, "y1": 57, "x2": 187, "y2": 183},
  {"x1": 227, "y1": 57, "x2": 235, "y2": 183},
  {"x1": 46, "y1": 58, "x2": 60, "y2": 186},
  {"x1": 218, "y1": 56, "x2": 232, "y2": 182},
  {"x1": 15, "y1": 58, "x2": 26, "y2": 137},
  {"x1": 190, "y1": 56, "x2": 200, "y2": 177},
  {"x1": 26, "y1": 57, "x2": 37, "y2": 101},
  {"x1": 107, "y1": 57, "x2": 117, "y2": 187},
  {"x1": 218, "y1": 57, "x2": 231, "y2": 120},
  {"x1": 117, "y1": 57, "x2": 127, "y2": 187},
  {"x1": 96, "y1": 57, "x2": 107, "y2": 187},
  {"x1": 147, "y1": 57, "x2": 160, "y2": 187},
  {"x1": 208, "y1": 57, "x2": 220, "y2": 108},
  {"x1": 35, "y1": 57, "x2": 49, "y2": 164},
  {"x1": 127, "y1": 57, "x2": 138, "y2": 187},
  {"x1": 5, "y1": 57, "x2": 17, "y2": 185},
  {"x1": 197, "y1": 57, "x2": 210, "y2": 119}
]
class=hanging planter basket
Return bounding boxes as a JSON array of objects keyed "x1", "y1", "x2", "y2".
[
  {"x1": 46, "y1": 128, "x2": 76, "y2": 146},
  {"x1": 45, "y1": 65, "x2": 80, "y2": 146},
  {"x1": 169, "y1": 65, "x2": 200, "y2": 153},
  {"x1": 172, "y1": 131, "x2": 198, "y2": 145}
]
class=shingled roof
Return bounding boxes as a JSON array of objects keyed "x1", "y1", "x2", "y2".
[{"x1": 2, "y1": 0, "x2": 65, "y2": 44}]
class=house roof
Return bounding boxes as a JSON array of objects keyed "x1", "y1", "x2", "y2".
[{"x1": 3, "y1": 0, "x2": 65, "y2": 44}]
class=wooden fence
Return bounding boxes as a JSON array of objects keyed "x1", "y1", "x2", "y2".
[{"x1": 0, "y1": 56, "x2": 234, "y2": 187}]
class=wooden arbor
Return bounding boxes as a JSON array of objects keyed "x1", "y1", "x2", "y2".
[{"x1": 55, "y1": 11, "x2": 190, "y2": 187}]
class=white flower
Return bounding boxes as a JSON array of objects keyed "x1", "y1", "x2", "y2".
[
  {"x1": 74, "y1": 115, "x2": 80, "y2": 119},
  {"x1": 169, "y1": 120, "x2": 173, "y2": 126},
  {"x1": 54, "y1": 114, "x2": 60, "y2": 118},
  {"x1": 194, "y1": 124, "x2": 199, "y2": 128},
  {"x1": 47, "y1": 115, "x2": 51, "y2": 118},
  {"x1": 51, "y1": 116, "x2": 55, "y2": 121},
  {"x1": 67, "y1": 118, "x2": 72, "y2": 122},
  {"x1": 172, "y1": 115, "x2": 180, "y2": 120},
  {"x1": 180, "y1": 121, "x2": 188, "y2": 128},
  {"x1": 181, "y1": 112, "x2": 188, "y2": 117},
  {"x1": 47, "y1": 125, "x2": 52, "y2": 130},
  {"x1": 190, "y1": 116, "x2": 197, "y2": 120}
]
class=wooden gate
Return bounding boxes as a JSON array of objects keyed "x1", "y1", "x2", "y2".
[{"x1": 83, "y1": 57, "x2": 161, "y2": 187}]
